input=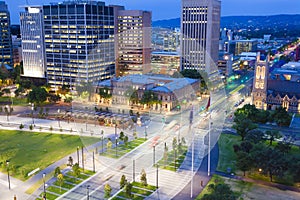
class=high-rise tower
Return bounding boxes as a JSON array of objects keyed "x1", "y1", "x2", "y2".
[
  {"x1": 20, "y1": 6, "x2": 46, "y2": 78},
  {"x1": 181, "y1": 0, "x2": 221, "y2": 75},
  {"x1": 0, "y1": 1, "x2": 13, "y2": 66}
]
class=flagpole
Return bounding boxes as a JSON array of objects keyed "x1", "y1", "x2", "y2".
[
  {"x1": 208, "y1": 111, "x2": 211, "y2": 176},
  {"x1": 190, "y1": 105, "x2": 194, "y2": 198}
]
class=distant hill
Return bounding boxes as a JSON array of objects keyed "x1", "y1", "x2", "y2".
[{"x1": 153, "y1": 14, "x2": 300, "y2": 29}]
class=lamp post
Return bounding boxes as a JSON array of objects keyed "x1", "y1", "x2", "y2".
[
  {"x1": 153, "y1": 144, "x2": 156, "y2": 166},
  {"x1": 115, "y1": 137, "x2": 118, "y2": 157},
  {"x1": 92, "y1": 151, "x2": 95, "y2": 173},
  {"x1": 43, "y1": 173, "x2": 46, "y2": 200},
  {"x1": 156, "y1": 163, "x2": 159, "y2": 189},
  {"x1": 81, "y1": 146, "x2": 84, "y2": 172},
  {"x1": 101, "y1": 130, "x2": 104, "y2": 153},
  {"x1": 77, "y1": 146, "x2": 80, "y2": 165},
  {"x1": 86, "y1": 185, "x2": 90, "y2": 200},
  {"x1": 144, "y1": 126, "x2": 148, "y2": 140},
  {"x1": 5, "y1": 105, "x2": 9, "y2": 122},
  {"x1": 31, "y1": 103, "x2": 34, "y2": 125},
  {"x1": 6, "y1": 160, "x2": 10, "y2": 190},
  {"x1": 133, "y1": 159, "x2": 135, "y2": 182},
  {"x1": 57, "y1": 109, "x2": 61, "y2": 127}
]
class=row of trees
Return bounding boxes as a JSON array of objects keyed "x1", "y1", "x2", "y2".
[
  {"x1": 233, "y1": 104, "x2": 292, "y2": 141},
  {"x1": 233, "y1": 130, "x2": 300, "y2": 183}
]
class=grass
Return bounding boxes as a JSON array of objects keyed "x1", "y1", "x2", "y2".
[
  {"x1": 217, "y1": 133, "x2": 240, "y2": 173},
  {"x1": 158, "y1": 146, "x2": 188, "y2": 171},
  {"x1": 53, "y1": 181, "x2": 75, "y2": 190},
  {"x1": 0, "y1": 96, "x2": 28, "y2": 106},
  {"x1": 39, "y1": 192, "x2": 59, "y2": 200},
  {"x1": 218, "y1": 133, "x2": 300, "y2": 185},
  {"x1": 100, "y1": 138, "x2": 146, "y2": 158},
  {"x1": 196, "y1": 175, "x2": 224, "y2": 199},
  {"x1": 112, "y1": 182, "x2": 157, "y2": 200},
  {"x1": 47, "y1": 185, "x2": 68, "y2": 195},
  {"x1": 0, "y1": 130, "x2": 97, "y2": 180}
]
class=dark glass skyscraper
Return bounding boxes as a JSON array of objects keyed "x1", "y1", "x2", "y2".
[
  {"x1": 43, "y1": 0, "x2": 115, "y2": 89},
  {"x1": 0, "y1": 1, "x2": 12, "y2": 66}
]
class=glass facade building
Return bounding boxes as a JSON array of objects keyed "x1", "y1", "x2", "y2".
[
  {"x1": 0, "y1": 1, "x2": 12, "y2": 66},
  {"x1": 43, "y1": 0, "x2": 115, "y2": 89},
  {"x1": 20, "y1": 6, "x2": 46, "y2": 78}
]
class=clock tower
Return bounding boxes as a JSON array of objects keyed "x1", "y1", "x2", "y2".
[{"x1": 252, "y1": 53, "x2": 269, "y2": 110}]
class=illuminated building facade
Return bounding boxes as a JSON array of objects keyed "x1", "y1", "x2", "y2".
[
  {"x1": 229, "y1": 40, "x2": 258, "y2": 56},
  {"x1": 20, "y1": 6, "x2": 46, "y2": 78},
  {"x1": 116, "y1": 10, "x2": 151, "y2": 77},
  {"x1": 43, "y1": 0, "x2": 115, "y2": 89},
  {"x1": 0, "y1": 1, "x2": 12, "y2": 66},
  {"x1": 181, "y1": 0, "x2": 221, "y2": 74}
]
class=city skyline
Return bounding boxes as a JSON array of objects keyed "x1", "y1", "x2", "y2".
[{"x1": 6, "y1": 0, "x2": 300, "y2": 24}]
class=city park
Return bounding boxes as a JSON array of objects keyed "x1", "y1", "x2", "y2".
[{"x1": 0, "y1": 67, "x2": 300, "y2": 200}]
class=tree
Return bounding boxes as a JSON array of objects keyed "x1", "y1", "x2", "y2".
[
  {"x1": 244, "y1": 129, "x2": 265, "y2": 144},
  {"x1": 125, "y1": 88, "x2": 139, "y2": 105},
  {"x1": 119, "y1": 131, "x2": 125, "y2": 142},
  {"x1": 201, "y1": 183, "x2": 237, "y2": 200},
  {"x1": 28, "y1": 87, "x2": 48, "y2": 104},
  {"x1": 172, "y1": 137, "x2": 178, "y2": 151},
  {"x1": 99, "y1": 87, "x2": 112, "y2": 102},
  {"x1": 106, "y1": 140, "x2": 112, "y2": 152},
  {"x1": 125, "y1": 182, "x2": 133, "y2": 198},
  {"x1": 57, "y1": 173, "x2": 64, "y2": 192},
  {"x1": 140, "y1": 91, "x2": 159, "y2": 106},
  {"x1": 272, "y1": 106, "x2": 292, "y2": 126},
  {"x1": 104, "y1": 183, "x2": 112, "y2": 198},
  {"x1": 124, "y1": 135, "x2": 129, "y2": 146},
  {"x1": 72, "y1": 163, "x2": 80, "y2": 177},
  {"x1": 232, "y1": 113, "x2": 257, "y2": 141},
  {"x1": 120, "y1": 174, "x2": 127, "y2": 189},
  {"x1": 48, "y1": 94, "x2": 61, "y2": 103},
  {"x1": 236, "y1": 151, "x2": 253, "y2": 176},
  {"x1": 140, "y1": 169, "x2": 147, "y2": 186},
  {"x1": 163, "y1": 143, "x2": 168, "y2": 167},
  {"x1": 54, "y1": 167, "x2": 61, "y2": 177},
  {"x1": 265, "y1": 130, "x2": 281, "y2": 145}
]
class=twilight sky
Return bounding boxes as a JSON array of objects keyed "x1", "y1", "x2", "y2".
[{"x1": 6, "y1": 0, "x2": 300, "y2": 24}]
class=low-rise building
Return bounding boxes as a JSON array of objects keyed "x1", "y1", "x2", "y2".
[{"x1": 95, "y1": 74, "x2": 200, "y2": 112}]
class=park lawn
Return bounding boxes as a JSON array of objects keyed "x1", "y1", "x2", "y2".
[
  {"x1": 100, "y1": 138, "x2": 146, "y2": 158},
  {"x1": 196, "y1": 174, "x2": 224, "y2": 199},
  {"x1": 0, "y1": 130, "x2": 97, "y2": 180},
  {"x1": 112, "y1": 182, "x2": 156, "y2": 200},
  {"x1": 217, "y1": 133, "x2": 240, "y2": 173},
  {"x1": 158, "y1": 146, "x2": 188, "y2": 171},
  {"x1": 218, "y1": 134, "x2": 300, "y2": 185},
  {"x1": 53, "y1": 181, "x2": 75, "y2": 190},
  {"x1": 0, "y1": 96, "x2": 28, "y2": 106},
  {"x1": 46, "y1": 185, "x2": 68, "y2": 195},
  {"x1": 63, "y1": 175, "x2": 82, "y2": 184},
  {"x1": 38, "y1": 192, "x2": 59, "y2": 200}
]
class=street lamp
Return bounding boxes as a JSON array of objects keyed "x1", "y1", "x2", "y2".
[
  {"x1": 144, "y1": 126, "x2": 148, "y2": 140},
  {"x1": 77, "y1": 146, "x2": 80, "y2": 165},
  {"x1": 101, "y1": 130, "x2": 104, "y2": 153},
  {"x1": 57, "y1": 109, "x2": 61, "y2": 127},
  {"x1": 86, "y1": 185, "x2": 90, "y2": 200},
  {"x1": 6, "y1": 160, "x2": 10, "y2": 190},
  {"x1": 43, "y1": 173, "x2": 46, "y2": 200},
  {"x1": 5, "y1": 105, "x2": 9, "y2": 122},
  {"x1": 31, "y1": 103, "x2": 34, "y2": 125},
  {"x1": 115, "y1": 137, "x2": 118, "y2": 157}
]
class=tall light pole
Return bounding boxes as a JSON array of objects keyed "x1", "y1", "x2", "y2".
[
  {"x1": 31, "y1": 103, "x2": 34, "y2": 125},
  {"x1": 6, "y1": 160, "x2": 10, "y2": 190},
  {"x1": 86, "y1": 185, "x2": 90, "y2": 200},
  {"x1": 81, "y1": 146, "x2": 84, "y2": 172},
  {"x1": 133, "y1": 159, "x2": 135, "y2": 182},
  {"x1": 156, "y1": 164, "x2": 159, "y2": 189},
  {"x1": 77, "y1": 146, "x2": 80, "y2": 165},
  {"x1": 5, "y1": 105, "x2": 9, "y2": 122},
  {"x1": 43, "y1": 173, "x2": 46, "y2": 200},
  {"x1": 92, "y1": 151, "x2": 95, "y2": 173},
  {"x1": 144, "y1": 126, "x2": 148, "y2": 140},
  {"x1": 57, "y1": 109, "x2": 61, "y2": 127},
  {"x1": 101, "y1": 130, "x2": 104, "y2": 153},
  {"x1": 153, "y1": 143, "x2": 157, "y2": 166}
]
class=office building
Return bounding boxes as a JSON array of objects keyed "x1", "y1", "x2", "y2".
[
  {"x1": 11, "y1": 35, "x2": 22, "y2": 67},
  {"x1": 181, "y1": 0, "x2": 221, "y2": 75},
  {"x1": 43, "y1": 0, "x2": 115, "y2": 90},
  {"x1": 151, "y1": 51, "x2": 180, "y2": 75},
  {"x1": 20, "y1": 6, "x2": 46, "y2": 78},
  {"x1": 0, "y1": 1, "x2": 12, "y2": 66},
  {"x1": 229, "y1": 40, "x2": 258, "y2": 56},
  {"x1": 115, "y1": 9, "x2": 151, "y2": 77}
]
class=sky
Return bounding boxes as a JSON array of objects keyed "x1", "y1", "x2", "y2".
[{"x1": 5, "y1": 0, "x2": 300, "y2": 24}]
